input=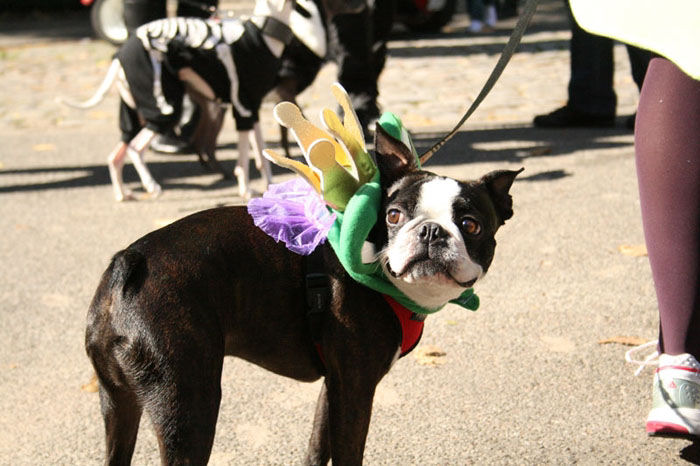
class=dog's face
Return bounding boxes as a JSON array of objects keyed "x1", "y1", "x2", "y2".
[{"x1": 372, "y1": 126, "x2": 522, "y2": 310}]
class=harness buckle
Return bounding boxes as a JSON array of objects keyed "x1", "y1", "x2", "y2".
[{"x1": 305, "y1": 272, "x2": 330, "y2": 316}]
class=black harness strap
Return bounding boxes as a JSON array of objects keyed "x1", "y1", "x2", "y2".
[
  {"x1": 261, "y1": 16, "x2": 294, "y2": 46},
  {"x1": 304, "y1": 247, "x2": 330, "y2": 371}
]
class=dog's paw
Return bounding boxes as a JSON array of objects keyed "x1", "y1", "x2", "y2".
[
  {"x1": 142, "y1": 183, "x2": 162, "y2": 200},
  {"x1": 115, "y1": 190, "x2": 136, "y2": 202},
  {"x1": 237, "y1": 188, "x2": 263, "y2": 200}
]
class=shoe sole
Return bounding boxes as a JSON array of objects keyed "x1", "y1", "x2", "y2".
[
  {"x1": 647, "y1": 407, "x2": 700, "y2": 439},
  {"x1": 647, "y1": 420, "x2": 691, "y2": 438}
]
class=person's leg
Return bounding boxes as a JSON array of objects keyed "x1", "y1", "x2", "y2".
[
  {"x1": 621, "y1": 45, "x2": 653, "y2": 129},
  {"x1": 566, "y1": 6, "x2": 615, "y2": 117},
  {"x1": 626, "y1": 45, "x2": 652, "y2": 92},
  {"x1": 533, "y1": 1, "x2": 615, "y2": 127},
  {"x1": 467, "y1": 0, "x2": 489, "y2": 32},
  {"x1": 329, "y1": 7, "x2": 378, "y2": 134},
  {"x1": 635, "y1": 57, "x2": 700, "y2": 358},
  {"x1": 467, "y1": 0, "x2": 485, "y2": 22},
  {"x1": 123, "y1": 0, "x2": 166, "y2": 31},
  {"x1": 483, "y1": 0, "x2": 497, "y2": 27},
  {"x1": 638, "y1": 60, "x2": 700, "y2": 437}
]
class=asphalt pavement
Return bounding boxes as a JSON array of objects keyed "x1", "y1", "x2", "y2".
[{"x1": 1, "y1": 1, "x2": 698, "y2": 464}]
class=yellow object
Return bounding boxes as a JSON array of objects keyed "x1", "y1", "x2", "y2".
[
  {"x1": 330, "y1": 83, "x2": 366, "y2": 151},
  {"x1": 266, "y1": 83, "x2": 377, "y2": 212},
  {"x1": 262, "y1": 148, "x2": 321, "y2": 193}
]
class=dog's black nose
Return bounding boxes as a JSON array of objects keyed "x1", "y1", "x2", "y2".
[{"x1": 419, "y1": 222, "x2": 447, "y2": 244}]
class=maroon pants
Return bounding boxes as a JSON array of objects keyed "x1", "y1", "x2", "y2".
[{"x1": 635, "y1": 58, "x2": 700, "y2": 356}]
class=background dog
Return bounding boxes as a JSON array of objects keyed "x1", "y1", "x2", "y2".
[
  {"x1": 85, "y1": 125, "x2": 521, "y2": 464},
  {"x1": 61, "y1": 0, "x2": 333, "y2": 201}
]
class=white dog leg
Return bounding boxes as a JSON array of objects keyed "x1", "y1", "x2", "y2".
[
  {"x1": 107, "y1": 142, "x2": 133, "y2": 202},
  {"x1": 250, "y1": 122, "x2": 273, "y2": 191},
  {"x1": 234, "y1": 130, "x2": 252, "y2": 198},
  {"x1": 126, "y1": 127, "x2": 162, "y2": 198}
]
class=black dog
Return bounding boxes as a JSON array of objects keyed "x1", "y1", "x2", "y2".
[{"x1": 86, "y1": 126, "x2": 520, "y2": 464}]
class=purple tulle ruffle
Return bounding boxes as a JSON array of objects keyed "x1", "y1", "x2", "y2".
[{"x1": 247, "y1": 178, "x2": 336, "y2": 255}]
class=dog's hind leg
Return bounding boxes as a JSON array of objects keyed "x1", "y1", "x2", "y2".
[
  {"x1": 85, "y1": 255, "x2": 144, "y2": 464},
  {"x1": 250, "y1": 122, "x2": 273, "y2": 192},
  {"x1": 143, "y1": 344, "x2": 224, "y2": 465},
  {"x1": 126, "y1": 128, "x2": 162, "y2": 198},
  {"x1": 98, "y1": 383, "x2": 143, "y2": 466},
  {"x1": 234, "y1": 130, "x2": 252, "y2": 198},
  {"x1": 107, "y1": 142, "x2": 135, "y2": 202}
]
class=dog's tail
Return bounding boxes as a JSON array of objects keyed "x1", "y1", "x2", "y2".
[{"x1": 58, "y1": 58, "x2": 121, "y2": 109}]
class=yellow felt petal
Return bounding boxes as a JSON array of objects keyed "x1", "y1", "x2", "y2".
[
  {"x1": 308, "y1": 140, "x2": 359, "y2": 211},
  {"x1": 263, "y1": 148, "x2": 321, "y2": 193},
  {"x1": 307, "y1": 139, "x2": 337, "y2": 171},
  {"x1": 273, "y1": 102, "x2": 339, "y2": 160},
  {"x1": 321, "y1": 108, "x2": 357, "y2": 170},
  {"x1": 322, "y1": 108, "x2": 376, "y2": 185},
  {"x1": 331, "y1": 83, "x2": 366, "y2": 150}
]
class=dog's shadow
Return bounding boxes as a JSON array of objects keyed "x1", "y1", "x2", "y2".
[
  {"x1": 0, "y1": 152, "x2": 292, "y2": 195},
  {"x1": 1, "y1": 124, "x2": 634, "y2": 195}
]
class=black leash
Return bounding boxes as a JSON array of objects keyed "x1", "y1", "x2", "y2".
[{"x1": 419, "y1": 0, "x2": 540, "y2": 164}]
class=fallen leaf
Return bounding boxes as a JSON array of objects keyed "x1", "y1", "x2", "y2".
[
  {"x1": 530, "y1": 146, "x2": 552, "y2": 157},
  {"x1": 598, "y1": 336, "x2": 650, "y2": 347},
  {"x1": 414, "y1": 345, "x2": 446, "y2": 366},
  {"x1": 618, "y1": 244, "x2": 648, "y2": 257},
  {"x1": 81, "y1": 373, "x2": 99, "y2": 393},
  {"x1": 32, "y1": 143, "x2": 56, "y2": 152}
]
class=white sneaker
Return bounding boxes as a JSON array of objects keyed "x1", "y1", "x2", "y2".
[{"x1": 646, "y1": 353, "x2": 700, "y2": 438}]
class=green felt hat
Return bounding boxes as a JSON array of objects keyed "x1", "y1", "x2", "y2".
[{"x1": 263, "y1": 84, "x2": 479, "y2": 314}]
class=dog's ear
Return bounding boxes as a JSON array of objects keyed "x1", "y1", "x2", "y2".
[
  {"x1": 480, "y1": 168, "x2": 523, "y2": 224},
  {"x1": 374, "y1": 124, "x2": 419, "y2": 184}
]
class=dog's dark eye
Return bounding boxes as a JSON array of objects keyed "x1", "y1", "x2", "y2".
[
  {"x1": 461, "y1": 217, "x2": 481, "y2": 235},
  {"x1": 387, "y1": 209, "x2": 403, "y2": 225}
]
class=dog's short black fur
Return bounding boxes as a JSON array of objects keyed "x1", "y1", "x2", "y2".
[{"x1": 86, "y1": 128, "x2": 520, "y2": 464}]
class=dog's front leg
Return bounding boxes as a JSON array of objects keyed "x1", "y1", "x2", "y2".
[
  {"x1": 324, "y1": 369, "x2": 377, "y2": 465},
  {"x1": 249, "y1": 122, "x2": 273, "y2": 191},
  {"x1": 126, "y1": 127, "x2": 162, "y2": 198},
  {"x1": 305, "y1": 382, "x2": 331, "y2": 466}
]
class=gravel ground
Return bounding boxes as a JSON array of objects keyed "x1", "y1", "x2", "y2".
[{"x1": 2, "y1": 1, "x2": 698, "y2": 464}]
